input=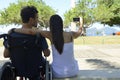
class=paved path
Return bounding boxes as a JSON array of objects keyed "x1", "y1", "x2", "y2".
[
  {"x1": 1, "y1": 44, "x2": 120, "y2": 80},
  {"x1": 46, "y1": 44, "x2": 120, "y2": 70},
  {"x1": 74, "y1": 44, "x2": 120, "y2": 70}
]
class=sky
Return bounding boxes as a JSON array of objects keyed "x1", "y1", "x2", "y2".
[
  {"x1": 44, "y1": 0, "x2": 71, "y2": 18},
  {"x1": 0, "y1": 0, "x2": 72, "y2": 19}
]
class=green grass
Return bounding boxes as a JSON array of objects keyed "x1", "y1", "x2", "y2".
[
  {"x1": 0, "y1": 39, "x2": 3, "y2": 47},
  {"x1": 0, "y1": 36, "x2": 120, "y2": 47},
  {"x1": 74, "y1": 35, "x2": 120, "y2": 45}
]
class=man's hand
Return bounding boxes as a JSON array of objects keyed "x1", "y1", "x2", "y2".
[{"x1": 43, "y1": 49, "x2": 50, "y2": 57}]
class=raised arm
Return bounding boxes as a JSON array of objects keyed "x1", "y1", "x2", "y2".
[{"x1": 72, "y1": 17, "x2": 83, "y2": 39}]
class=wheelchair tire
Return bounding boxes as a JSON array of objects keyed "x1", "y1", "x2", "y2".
[{"x1": 0, "y1": 60, "x2": 16, "y2": 80}]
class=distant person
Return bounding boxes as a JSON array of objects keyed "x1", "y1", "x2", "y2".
[
  {"x1": 12, "y1": 14, "x2": 83, "y2": 78},
  {"x1": 112, "y1": 32, "x2": 116, "y2": 35}
]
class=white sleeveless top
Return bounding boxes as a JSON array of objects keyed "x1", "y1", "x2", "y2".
[{"x1": 51, "y1": 42, "x2": 79, "y2": 78}]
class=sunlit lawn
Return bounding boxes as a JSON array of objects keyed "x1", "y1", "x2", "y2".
[
  {"x1": 0, "y1": 39, "x2": 3, "y2": 47},
  {"x1": 74, "y1": 35, "x2": 120, "y2": 45},
  {"x1": 0, "y1": 35, "x2": 120, "y2": 47}
]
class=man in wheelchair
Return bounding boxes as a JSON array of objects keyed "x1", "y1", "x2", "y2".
[{"x1": 0, "y1": 6, "x2": 51, "y2": 80}]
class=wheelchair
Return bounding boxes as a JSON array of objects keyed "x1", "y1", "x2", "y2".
[{"x1": 0, "y1": 33, "x2": 52, "y2": 80}]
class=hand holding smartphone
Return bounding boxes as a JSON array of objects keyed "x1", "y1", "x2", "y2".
[{"x1": 73, "y1": 18, "x2": 80, "y2": 22}]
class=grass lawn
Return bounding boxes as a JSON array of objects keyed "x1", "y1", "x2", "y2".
[
  {"x1": 74, "y1": 35, "x2": 120, "y2": 45},
  {"x1": 0, "y1": 39, "x2": 3, "y2": 47},
  {"x1": 0, "y1": 35, "x2": 120, "y2": 47}
]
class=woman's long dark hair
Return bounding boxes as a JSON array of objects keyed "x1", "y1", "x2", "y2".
[{"x1": 50, "y1": 14, "x2": 64, "y2": 54}]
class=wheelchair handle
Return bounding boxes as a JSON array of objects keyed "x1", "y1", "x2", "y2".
[{"x1": 0, "y1": 34, "x2": 8, "y2": 40}]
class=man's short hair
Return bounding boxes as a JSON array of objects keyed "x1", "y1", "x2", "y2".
[{"x1": 20, "y1": 6, "x2": 38, "y2": 23}]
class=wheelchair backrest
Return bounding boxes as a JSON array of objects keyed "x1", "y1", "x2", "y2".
[{"x1": 0, "y1": 30, "x2": 46, "y2": 78}]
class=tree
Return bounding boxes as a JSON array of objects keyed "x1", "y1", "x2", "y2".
[
  {"x1": 64, "y1": 0, "x2": 94, "y2": 27},
  {"x1": 64, "y1": 0, "x2": 120, "y2": 27},
  {"x1": 64, "y1": 0, "x2": 94, "y2": 35},
  {"x1": 0, "y1": 0, "x2": 56, "y2": 28},
  {"x1": 102, "y1": 0, "x2": 120, "y2": 26},
  {"x1": 93, "y1": 0, "x2": 120, "y2": 26},
  {"x1": 0, "y1": 3, "x2": 21, "y2": 25}
]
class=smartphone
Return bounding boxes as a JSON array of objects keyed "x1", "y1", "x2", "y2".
[{"x1": 73, "y1": 18, "x2": 80, "y2": 22}]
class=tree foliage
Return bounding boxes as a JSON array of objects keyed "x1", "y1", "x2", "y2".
[
  {"x1": 0, "y1": 0, "x2": 119, "y2": 27},
  {"x1": 64, "y1": 0, "x2": 120, "y2": 27},
  {"x1": 94, "y1": 0, "x2": 120, "y2": 26},
  {"x1": 0, "y1": 0, "x2": 56, "y2": 28},
  {"x1": 102, "y1": 0, "x2": 120, "y2": 26},
  {"x1": 64, "y1": 0, "x2": 94, "y2": 27}
]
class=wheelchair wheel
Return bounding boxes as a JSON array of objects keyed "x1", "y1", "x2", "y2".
[{"x1": 0, "y1": 60, "x2": 16, "y2": 80}]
